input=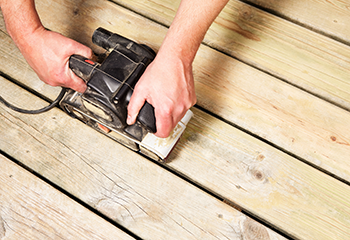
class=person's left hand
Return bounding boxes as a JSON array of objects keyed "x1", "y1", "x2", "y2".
[
  {"x1": 126, "y1": 52, "x2": 196, "y2": 138},
  {"x1": 18, "y1": 27, "x2": 92, "y2": 93}
]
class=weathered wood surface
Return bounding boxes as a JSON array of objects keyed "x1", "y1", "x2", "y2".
[
  {"x1": 0, "y1": 77, "x2": 286, "y2": 240},
  {"x1": 28, "y1": 0, "x2": 350, "y2": 185},
  {"x1": 1, "y1": 28, "x2": 350, "y2": 240},
  {"x1": 244, "y1": 0, "x2": 350, "y2": 44},
  {"x1": 5, "y1": 0, "x2": 350, "y2": 191},
  {"x1": 0, "y1": 154, "x2": 135, "y2": 240},
  {"x1": 8, "y1": 0, "x2": 348, "y2": 187},
  {"x1": 114, "y1": 0, "x2": 350, "y2": 111},
  {"x1": 0, "y1": 0, "x2": 350, "y2": 239}
]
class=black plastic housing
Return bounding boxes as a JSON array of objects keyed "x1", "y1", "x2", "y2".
[{"x1": 62, "y1": 27, "x2": 157, "y2": 141}]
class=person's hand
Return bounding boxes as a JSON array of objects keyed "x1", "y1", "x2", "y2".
[
  {"x1": 127, "y1": 52, "x2": 196, "y2": 138},
  {"x1": 18, "y1": 27, "x2": 92, "y2": 93}
]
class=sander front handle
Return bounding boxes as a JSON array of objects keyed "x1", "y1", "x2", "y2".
[{"x1": 69, "y1": 54, "x2": 99, "y2": 83}]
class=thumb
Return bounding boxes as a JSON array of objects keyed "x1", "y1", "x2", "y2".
[{"x1": 127, "y1": 91, "x2": 147, "y2": 125}]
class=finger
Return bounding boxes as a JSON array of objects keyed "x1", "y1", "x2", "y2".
[
  {"x1": 154, "y1": 109, "x2": 175, "y2": 138},
  {"x1": 67, "y1": 69, "x2": 87, "y2": 93},
  {"x1": 127, "y1": 90, "x2": 147, "y2": 125},
  {"x1": 155, "y1": 118, "x2": 174, "y2": 138},
  {"x1": 74, "y1": 44, "x2": 93, "y2": 59},
  {"x1": 65, "y1": 46, "x2": 92, "y2": 93}
]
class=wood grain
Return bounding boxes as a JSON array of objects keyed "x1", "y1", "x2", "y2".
[
  {"x1": 1, "y1": 69, "x2": 350, "y2": 239},
  {"x1": 0, "y1": 154, "x2": 135, "y2": 240},
  {"x1": 244, "y1": 0, "x2": 350, "y2": 44},
  {"x1": 1, "y1": 0, "x2": 350, "y2": 239},
  {"x1": 0, "y1": 77, "x2": 285, "y2": 240},
  {"x1": 1, "y1": 0, "x2": 350, "y2": 184},
  {"x1": 113, "y1": 0, "x2": 350, "y2": 110}
]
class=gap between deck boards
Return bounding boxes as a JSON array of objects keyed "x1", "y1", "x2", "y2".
[
  {"x1": 2, "y1": 1, "x2": 350, "y2": 238},
  {"x1": 112, "y1": 0, "x2": 350, "y2": 114},
  {"x1": 0, "y1": 64, "x2": 292, "y2": 240},
  {"x1": 0, "y1": 149, "x2": 143, "y2": 240}
]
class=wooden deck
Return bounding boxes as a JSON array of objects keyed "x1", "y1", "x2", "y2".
[{"x1": 1, "y1": 0, "x2": 350, "y2": 239}]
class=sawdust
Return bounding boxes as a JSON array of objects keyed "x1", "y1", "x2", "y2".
[{"x1": 154, "y1": 124, "x2": 182, "y2": 148}]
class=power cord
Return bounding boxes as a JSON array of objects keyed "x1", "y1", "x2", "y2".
[{"x1": 0, "y1": 88, "x2": 67, "y2": 114}]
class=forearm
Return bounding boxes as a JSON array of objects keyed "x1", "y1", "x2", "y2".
[
  {"x1": 158, "y1": 0, "x2": 229, "y2": 64},
  {"x1": 127, "y1": 0, "x2": 228, "y2": 137},
  {"x1": 0, "y1": 0, "x2": 43, "y2": 48}
]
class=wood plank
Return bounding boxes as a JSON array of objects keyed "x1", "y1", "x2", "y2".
[
  {"x1": 1, "y1": 0, "x2": 350, "y2": 185},
  {"x1": 244, "y1": 0, "x2": 350, "y2": 44},
  {"x1": 2, "y1": 68, "x2": 350, "y2": 240},
  {"x1": 0, "y1": 77, "x2": 285, "y2": 240},
  {"x1": 113, "y1": 0, "x2": 350, "y2": 111},
  {"x1": 1, "y1": 1, "x2": 350, "y2": 239},
  {"x1": 0, "y1": 154, "x2": 135, "y2": 240}
]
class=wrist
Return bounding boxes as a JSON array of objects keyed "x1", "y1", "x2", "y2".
[
  {"x1": 156, "y1": 38, "x2": 195, "y2": 70},
  {"x1": 13, "y1": 26, "x2": 47, "y2": 64}
]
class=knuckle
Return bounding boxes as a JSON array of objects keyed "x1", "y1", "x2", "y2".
[{"x1": 159, "y1": 104, "x2": 174, "y2": 118}]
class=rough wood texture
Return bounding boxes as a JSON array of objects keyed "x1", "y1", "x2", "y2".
[
  {"x1": 1, "y1": 0, "x2": 350, "y2": 239},
  {"x1": 113, "y1": 0, "x2": 350, "y2": 110},
  {"x1": 1, "y1": 52, "x2": 350, "y2": 240},
  {"x1": 244, "y1": 0, "x2": 350, "y2": 44},
  {"x1": 0, "y1": 77, "x2": 285, "y2": 240},
  {"x1": 0, "y1": 154, "x2": 135, "y2": 240},
  {"x1": 1, "y1": 0, "x2": 350, "y2": 185}
]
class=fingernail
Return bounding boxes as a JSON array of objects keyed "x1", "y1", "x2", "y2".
[{"x1": 126, "y1": 115, "x2": 132, "y2": 125}]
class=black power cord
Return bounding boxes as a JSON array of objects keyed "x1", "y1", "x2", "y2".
[{"x1": 0, "y1": 87, "x2": 67, "y2": 114}]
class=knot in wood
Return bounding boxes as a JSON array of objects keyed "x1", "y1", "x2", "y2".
[
  {"x1": 73, "y1": 7, "x2": 79, "y2": 16},
  {"x1": 250, "y1": 168, "x2": 266, "y2": 182},
  {"x1": 243, "y1": 218, "x2": 270, "y2": 240},
  {"x1": 255, "y1": 171, "x2": 263, "y2": 180},
  {"x1": 239, "y1": 6, "x2": 254, "y2": 21},
  {"x1": 256, "y1": 154, "x2": 265, "y2": 161}
]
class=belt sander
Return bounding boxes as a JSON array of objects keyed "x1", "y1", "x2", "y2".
[
  {"x1": 0, "y1": 27, "x2": 193, "y2": 161},
  {"x1": 60, "y1": 28, "x2": 193, "y2": 161}
]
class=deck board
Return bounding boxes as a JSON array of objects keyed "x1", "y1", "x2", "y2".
[
  {"x1": 244, "y1": 0, "x2": 350, "y2": 44},
  {"x1": 1, "y1": 43, "x2": 350, "y2": 239},
  {"x1": 0, "y1": 78, "x2": 286, "y2": 239},
  {"x1": 1, "y1": 0, "x2": 348, "y2": 185},
  {"x1": 1, "y1": 0, "x2": 350, "y2": 239},
  {"x1": 113, "y1": 0, "x2": 350, "y2": 111},
  {"x1": 0, "y1": 154, "x2": 135, "y2": 240},
  {"x1": 1, "y1": 0, "x2": 350, "y2": 185}
]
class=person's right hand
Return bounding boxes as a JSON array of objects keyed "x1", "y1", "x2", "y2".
[
  {"x1": 127, "y1": 51, "x2": 196, "y2": 138},
  {"x1": 17, "y1": 26, "x2": 92, "y2": 93}
]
